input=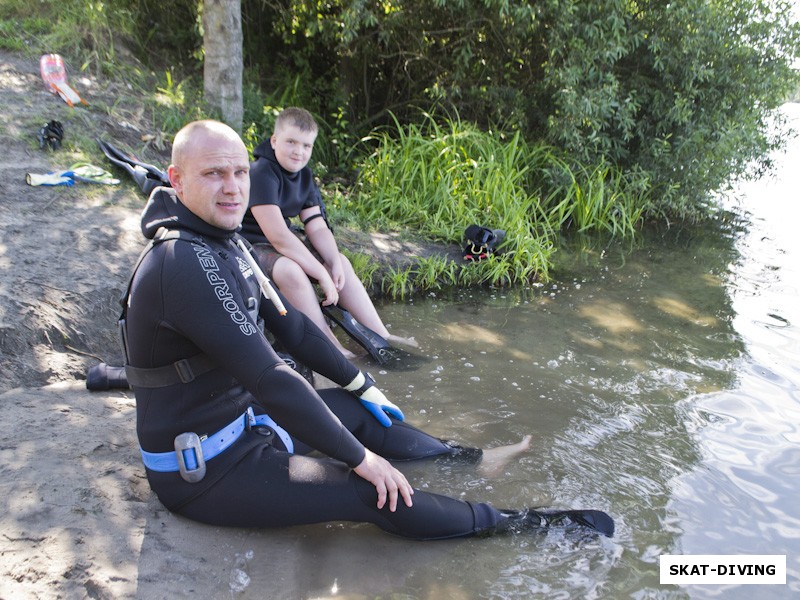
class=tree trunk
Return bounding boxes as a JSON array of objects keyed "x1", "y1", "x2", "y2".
[{"x1": 203, "y1": 0, "x2": 243, "y2": 133}]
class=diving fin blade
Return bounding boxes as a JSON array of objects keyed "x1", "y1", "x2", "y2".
[
  {"x1": 534, "y1": 509, "x2": 615, "y2": 537},
  {"x1": 321, "y1": 303, "x2": 393, "y2": 365},
  {"x1": 96, "y1": 139, "x2": 170, "y2": 190},
  {"x1": 97, "y1": 139, "x2": 137, "y2": 177},
  {"x1": 502, "y1": 508, "x2": 615, "y2": 537}
]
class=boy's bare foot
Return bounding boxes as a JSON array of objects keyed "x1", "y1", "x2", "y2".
[
  {"x1": 479, "y1": 435, "x2": 532, "y2": 478},
  {"x1": 387, "y1": 334, "x2": 419, "y2": 349}
]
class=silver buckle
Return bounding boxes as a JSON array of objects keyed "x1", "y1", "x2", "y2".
[{"x1": 174, "y1": 432, "x2": 206, "y2": 483}]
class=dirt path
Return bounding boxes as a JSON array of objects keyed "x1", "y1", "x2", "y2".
[{"x1": 0, "y1": 50, "x2": 168, "y2": 392}]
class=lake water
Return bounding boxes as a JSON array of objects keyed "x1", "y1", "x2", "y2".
[{"x1": 206, "y1": 106, "x2": 800, "y2": 599}]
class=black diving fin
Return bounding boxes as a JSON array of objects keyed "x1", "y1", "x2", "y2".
[
  {"x1": 97, "y1": 139, "x2": 170, "y2": 197},
  {"x1": 501, "y1": 508, "x2": 615, "y2": 537},
  {"x1": 321, "y1": 303, "x2": 394, "y2": 365}
]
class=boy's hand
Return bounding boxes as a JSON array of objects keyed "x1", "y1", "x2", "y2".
[
  {"x1": 329, "y1": 258, "x2": 346, "y2": 291},
  {"x1": 319, "y1": 273, "x2": 340, "y2": 306}
]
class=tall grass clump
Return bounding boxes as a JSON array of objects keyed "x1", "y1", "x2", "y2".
[
  {"x1": 542, "y1": 158, "x2": 651, "y2": 237},
  {"x1": 353, "y1": 112, "x2": 557, "y2": 287},
  {"x1": 351, "y1": 111, "x2": 649, "y2": 294}
]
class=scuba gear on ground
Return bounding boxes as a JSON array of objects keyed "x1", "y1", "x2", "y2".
[
  {"x1": 38, "y1": 120, "x2": 63, "y2": 151},
  {"x1": 96, "y1": 139, "x2": 170, "y2": 196},
  {"x1": 26, "y1": 163, "x2": 119, "y2": 187},
  {"x1": 39, "y1": 53, "x2": 88, "y2": 107},
  {"x1": 463, "y1": 225, "x2": 506, "y2": 261},
  {"x1": 65, "y1": 163, "x2": 120, "y2": 185},
  {"x1": 25, "y1": 171, "x2": 73, "y2": 186},
  {"x1": 345, "y1": 371, "x2": 404, "y2": 427},
  {"x1": 86, "y1": 362, "x2": 129, "y2": 390}
]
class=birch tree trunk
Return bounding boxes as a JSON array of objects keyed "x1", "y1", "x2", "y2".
[{"x1": 203, "y1": 0, "x2": 243, "y2": 133}]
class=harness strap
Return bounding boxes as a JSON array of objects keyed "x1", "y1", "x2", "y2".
[
  {"x1": 140, "y1": 408, "x2": 294, "y2": 474},
  {"x1": 301, "y1": 212, "x2": 325, "y2": 226},
  {"x1": 124, "y1": 353, "x2": 217, "y2": 388}
]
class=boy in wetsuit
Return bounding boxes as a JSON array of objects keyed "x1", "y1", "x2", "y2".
[
  {"x1": 123, "y1": 119, "x2": 613, "y2": 539},
  {"x1": 240, "y1": 107, "x2": 417, "y2": 359}
]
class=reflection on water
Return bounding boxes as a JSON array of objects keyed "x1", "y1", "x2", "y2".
[{"x1": 205, "y1": 107, "x2": 800, "y2": 599}]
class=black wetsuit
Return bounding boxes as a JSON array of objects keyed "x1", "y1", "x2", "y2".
[
  {"x1": 239, "y1": 141, "x2": 319, "y2": 243},
  {"x1": 126, "y1": 188, "x2": 505, "y2": 539}
]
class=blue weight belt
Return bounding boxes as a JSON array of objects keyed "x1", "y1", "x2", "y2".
[{"x1": 140, "y1": 407, "x2": 293, "y2": 473}]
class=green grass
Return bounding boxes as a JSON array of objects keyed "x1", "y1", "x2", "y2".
[{"x1": 336, "y1": 110, "x2": 651, "y2": 297}]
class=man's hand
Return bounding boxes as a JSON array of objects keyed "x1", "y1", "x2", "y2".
[
  {"x1": 354, "y1": 449, "x2": 414, "y2": 511},
  {"x1": 345, "y1": 371, "x2": 405, "y2": 427}
]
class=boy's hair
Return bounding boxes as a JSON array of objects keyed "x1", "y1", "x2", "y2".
[{"x1": 275, "y1": 107, "x2": 318, "y2": 134}]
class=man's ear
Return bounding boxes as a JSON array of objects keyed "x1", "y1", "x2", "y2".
[{"x1": 167, "y1": 164, "x2": 182, "y2": 194}]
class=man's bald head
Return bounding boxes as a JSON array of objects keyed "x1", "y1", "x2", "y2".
[
  {"x1": 171, "y1": 120, "x2": 246, "y2": 169},
  {"x1": 167, "y1": 120, "x2": 251, "y2": 231}
]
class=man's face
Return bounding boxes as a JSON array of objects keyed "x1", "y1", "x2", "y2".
[
  {"x1": 169, "y1": 131, "x2": 251, "y2": 230},
  {"x1": 271, "y1": 123, "x2": 317, "y2": 173}
]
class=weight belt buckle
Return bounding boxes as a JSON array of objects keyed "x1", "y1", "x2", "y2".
[{"x1": 174, "y1": 432, "x2": 206, "y2": 483}]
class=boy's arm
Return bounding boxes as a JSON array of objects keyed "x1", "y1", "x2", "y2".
[
  {"x1": 250, "y1": 203, "x2": 339, "y2": 304},
  {"x1": 301, "y1": 206, "x2": 346, "y2": 290}
]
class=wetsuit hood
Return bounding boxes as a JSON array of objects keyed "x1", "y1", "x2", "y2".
[
  {"x1": 252, "y1": 140, "x2": 275, "y2": 163},
  {"x1": 141, "y1": 186, "x2": 237, "y2": 241}
]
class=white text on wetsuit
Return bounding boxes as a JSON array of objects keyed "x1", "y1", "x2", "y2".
[{"x1": 193, "y1": 245, "x2": 258, "y2": 336}]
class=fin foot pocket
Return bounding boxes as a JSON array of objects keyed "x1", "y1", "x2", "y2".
[
  {"x1": 321, "y1": 303, "x2": 392, "y2": 365},
  {"x1": 501, "y1": 508, "x2": 615, "y2": 537}
]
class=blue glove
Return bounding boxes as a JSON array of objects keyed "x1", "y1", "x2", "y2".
[{"x1": 345, "y1": 371, "x2": 404, "y2": 427}]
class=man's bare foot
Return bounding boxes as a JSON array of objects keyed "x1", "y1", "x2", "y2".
[
  {"x1": 387, "y1": 333, "x2": 419, "y2": 349},
  {"x1": 479, "y1": 435, "x2": 532, "y2": 478}
]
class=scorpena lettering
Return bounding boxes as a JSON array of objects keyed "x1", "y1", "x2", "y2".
[{"x1": 193, "y1": 245, "x2": 258, "y2": 335}]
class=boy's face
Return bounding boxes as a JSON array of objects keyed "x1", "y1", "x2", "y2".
[{"x1": 271, "y1": 123, "x2": 317, "y2": 173}]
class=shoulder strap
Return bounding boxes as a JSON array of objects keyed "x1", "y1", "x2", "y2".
[
  {"x1": 119, "y1": 227, "x2": 205, "y2": 314},
  {"x1": 118, "y1": 228, "x2": 216, "y2": 388}
]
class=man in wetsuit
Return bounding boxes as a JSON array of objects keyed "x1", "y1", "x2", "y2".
[
  {"x1": 123, "y1": 120, "x2": 613, "y2": 539},
  {"x1": 240, "y1": 107, "x2": 416, "y2": 359}
]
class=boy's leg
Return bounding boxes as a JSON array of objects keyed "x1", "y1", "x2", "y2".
[
  {"x1": 334, "y1": 254, "x2": 418, "y2": 348},
  {"x1": 269, "y1": 254, "x2": 357, "y2": 358}
]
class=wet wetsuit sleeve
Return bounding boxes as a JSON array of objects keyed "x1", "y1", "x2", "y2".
[
  {"x1": 259, "y1": 287, "x2": 360, "y2": 386},
  {"x1": 155, "y1": 239, "x2": 365, "y2": 467}
]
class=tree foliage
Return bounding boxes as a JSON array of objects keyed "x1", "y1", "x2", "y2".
[
  {"x1": 4, "y1": 0, "x2": 799, "y2": 218},
  {"x1": 539, "y1": 0, "x2": 800, "y2": 215},
  {"x1": 237, "y1": 0, "x2": 800, "y2": 216}
]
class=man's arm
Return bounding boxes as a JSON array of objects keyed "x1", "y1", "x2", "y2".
[{"x1": 157, "y1": 240, "x2": 364, "y2": 466}]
